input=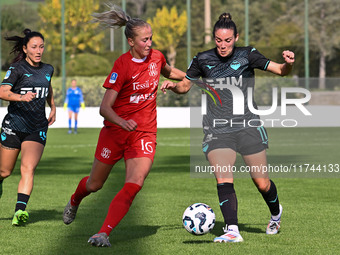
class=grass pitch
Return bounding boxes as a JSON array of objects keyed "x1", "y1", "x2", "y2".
[{"x1": 0, "y1": 127, "x2": 339, "y2": 254}]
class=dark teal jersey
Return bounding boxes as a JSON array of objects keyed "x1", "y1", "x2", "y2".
[
  {"x1": 1, "y1": 59, "x2": 54, "y2": 133},
  {"x1": 186, "y1": 46, "x2": 270, "y2": 134}
]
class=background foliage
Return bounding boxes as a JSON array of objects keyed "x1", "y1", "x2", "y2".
[{"x1": 1, "y1": 0, "x2": 340, "y2": 106}]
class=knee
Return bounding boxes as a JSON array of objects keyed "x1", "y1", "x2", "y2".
[
  {"x1": 0, "y1": 169, "x2": 11, "y2": 179},
  {"x1": 86, "y1": 180, "x2": 103, "y2": 193},
  {"x1": 20, "y1": 165, "x2": 35, "y2": 177},
  {"x1": 254, "y1": 179, "x2": 271, "y2": 193}
]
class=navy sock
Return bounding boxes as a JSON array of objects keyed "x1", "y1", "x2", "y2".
[
  {"x1": 217, "y1": 182, "x2": 238, "y2": 226},
  {"x1": 261, "y1": 180, "x2": 280, "y2": 216},
  {"x1": 15, "y1": 193, "x2": 30, "y2": 212}
]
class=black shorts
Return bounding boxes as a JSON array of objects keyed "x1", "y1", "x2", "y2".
[
  {"x1": 202, "y1": 127, "x2": 268, "y2": 158},
  {"x1": 0, "y1": 128, "x2": 47, "y2": 149}
]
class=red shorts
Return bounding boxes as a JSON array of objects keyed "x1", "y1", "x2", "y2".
[{"x1": 95, "y1": 126, "x2": 157, "y2": 165}]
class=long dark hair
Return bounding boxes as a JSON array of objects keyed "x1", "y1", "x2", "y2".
[
  {"x1": 91, "y1": 3, "x2": 149, "y2": 40},
  {"x1": 5, "y1": 28, "x2": 44, "y2": 63},
  {"x1": 212, "y1": 13, "x2": 238, "y2": 38}
]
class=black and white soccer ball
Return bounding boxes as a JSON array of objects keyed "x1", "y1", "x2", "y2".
[{"x1": 182, "y1": 203, "x2": 215, "y2": 235}]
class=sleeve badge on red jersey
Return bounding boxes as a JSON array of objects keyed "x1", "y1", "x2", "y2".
[{"x1": 109, "y1": 72, "x2": 118, "y2": 83}]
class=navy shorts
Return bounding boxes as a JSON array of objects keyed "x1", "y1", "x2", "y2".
[
  {"x1": 202, "y1": 127, "x2": 268, "y2": 158},
  {"x1": 0, "y1": 128, "x2": 47, "y2": 149}
]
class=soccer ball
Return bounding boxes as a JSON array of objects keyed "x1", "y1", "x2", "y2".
[{"x1": 182, "y1": 203, "x2": 215, "y2": 235}]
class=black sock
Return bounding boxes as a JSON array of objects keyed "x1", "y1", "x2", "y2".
[
  {"x1": 217, "y1": 182, "x2": 238, "y2": 226},
  {"x1": 260, "y1": 180, "x2": 280, "y2": 216},
  {"x1": 15, "y1": 193, "x2": 30, "y2": 212},
  {"x1": 0, "y1": 180, "x2": 3, "y2": 198}
]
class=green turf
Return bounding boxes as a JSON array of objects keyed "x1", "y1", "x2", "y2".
[{"x1": 0, "y1": 127, "x2": 339, "y2": 254}]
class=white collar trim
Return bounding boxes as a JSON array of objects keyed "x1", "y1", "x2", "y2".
[{"x1": 132, "y1": 56, "x2": 147, "y2": 63}]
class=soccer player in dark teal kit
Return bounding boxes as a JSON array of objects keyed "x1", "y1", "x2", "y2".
[
  {"x1": 0, "y1": 29, "x2": 56, "y2": 225},
  {"x1": 162, "y1": 13, "x2": 295, "y2": 242},
  {"x1": 64, "y1": 79, "x2": 85, "y2": 134}
]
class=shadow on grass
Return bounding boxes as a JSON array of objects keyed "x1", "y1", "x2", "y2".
[
  {"x1": 112, "y1": 225, "x2": 161, "y2": 242},
  {"x1": 183, "y1": 240, "x2": 212, "y2": 244},
  {"x1": 210, "y1": 221, "x2": 263, "y2": 236},
  {"x1": 0, "y1": 209, "x2": 61, "y2": 223},
  {"x1": 10, "y1": 157, "x2": 93, "y2": 176},
  {"x1": 28, "y1": 209, "x2": 61, "y2": 223}
]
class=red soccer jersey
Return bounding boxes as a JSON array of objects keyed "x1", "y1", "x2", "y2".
[{"x1": 102, "y1": 49, "x2": 166, "y2": 132}]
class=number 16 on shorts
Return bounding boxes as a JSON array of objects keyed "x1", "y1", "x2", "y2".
[{"x1": 141, "y1": 139, "x2": 154, "y2": 155}]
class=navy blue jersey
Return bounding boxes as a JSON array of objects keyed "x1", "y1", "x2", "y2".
[
  {"x1": 186, "y1": 46, "x2": 270, "y2": 134},
  {"x1": 1, "y1": 59, "x2": 54, "y2": 133}
]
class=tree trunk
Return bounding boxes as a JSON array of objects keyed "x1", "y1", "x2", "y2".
[
  {"x1": 318, "y1": 3, "x2": 326, "y2": 90},
  {"x1": 204, "y1": 0, "x2": 211, "y2": 44},
  {"x1": 319, "y1": 50, "x2": 326, "y2": 90},
  {"x1": 167, "y1": 45, "x2": 177, "y2": 67}
]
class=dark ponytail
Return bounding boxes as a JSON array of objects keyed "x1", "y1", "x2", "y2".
[
  {"x1": 5, "y1": 28, "x2": 44, "y2": 63},
  {"x1": 212, "y1": 13, "x2": 238, "y2": 38}
]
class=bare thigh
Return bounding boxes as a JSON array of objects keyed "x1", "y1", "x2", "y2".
[
  {"x1": 0, "y1": 145, "x2": 20, "y2": 178},
  {"x1": 207, "y1": 148, "x2": 237, "y2": 184}
]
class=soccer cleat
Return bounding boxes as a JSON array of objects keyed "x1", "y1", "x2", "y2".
[
  {"x1": 12, "y1": 210, "x2": 29, "y2": 226},
  {"x1": 68, "y1": 129, "x2": 72, "y2": 134},
  {"x1": 266, "y1": 204, "x2": 283, "y2": 235},
  {"x1": 214, "y1": 228, "x2": 244, "y2": 243},
  {"x1": 88, "y1": 233, "x2": 111, "y2": 247},
  {"x1": 63, "y1": 200, "x2": 79, "y2": 225}
]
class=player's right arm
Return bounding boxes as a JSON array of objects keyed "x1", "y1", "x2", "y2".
[
  {"x1": 0, "y1": 84, "x2": 36, "y2": 102},
  {"x1": 99, "y1": 89, "x2": 137, "y2": 131}
]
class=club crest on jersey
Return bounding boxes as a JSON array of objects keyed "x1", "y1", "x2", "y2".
[
  {"x1": 230, "y1": 60, "x2": 241, "y2": 70},
  {"x1": 45, "y1": 74, "x2": 51, "y2": 81},
  {"x1": 4, "y1": 70, "x2": 11, "y2": 79},
  {"x1": 109, "y1": 72, "x2": 118, "y2": 83},
  {"x1": 148, "y1": 63, "x2": 157, "y2": 77}
]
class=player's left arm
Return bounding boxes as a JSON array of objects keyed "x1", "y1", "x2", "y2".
[
  {"x1": 46, "y1": 84, "x2": 56, "y2": 126},
  {"x1": 266, "y1": 50, "x2": 295, "y2": 76},
  {"x1": 79, "y1": 88, "x2": 85, "y2": 109},
  {"x1": 161, "y1": 63, "x2": 186, "y2": 81}
]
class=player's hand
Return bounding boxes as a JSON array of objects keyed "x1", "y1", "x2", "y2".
[
  {"x1": 282, "y1": 50, "x2": 295, "y2": 65},
  {"x1": 160, "y1": 80, "x2": 177, "y2": 94},
  {"x1": 20, "y1": 92, "x2": 37, "y2": 102},
  {"x1": 48, "y1": 108, "x2": 56, "y2": 126},
  {"x1": 120, "y1": 119, "x2": 137, "y2": 131}
]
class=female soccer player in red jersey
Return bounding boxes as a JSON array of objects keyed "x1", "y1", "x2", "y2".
[
  {"x1": 0, "y1": 29, "x2": 56, "y2": 225},
  {"x1": 161, "y1": 13, "x2": 295, "y2": 243},
  {"x1": 63, "y1": 4, "x2": 185, "y2": 247}
]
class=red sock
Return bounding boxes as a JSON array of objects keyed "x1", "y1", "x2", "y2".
[
  {"x1": 99, "y1": 182, "x2": 142, "y2": 235},
  {"x1": 70, "y1": 176, "x2": 91, "y2": 206}
]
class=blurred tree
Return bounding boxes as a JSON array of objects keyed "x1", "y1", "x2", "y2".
[
  {"x1": 38, "y1": 0, "x2": 104, "y2": 56},
  {"x1": 274, "y1": 0, "x2": 340, "y2": 88},
  {"x1": 1, "y1": 3, "x2": 40, "y2": 68},
  {"x1": 147, "y1": 6, "x2": 187, "y2": 66}
]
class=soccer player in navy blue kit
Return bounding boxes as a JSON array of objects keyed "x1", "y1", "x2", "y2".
[
  {"x1": 64, "y1": 79, "x2": 85, "y2": 134},
  {"x1": 0, "y1": 29, "x2": 56, "y2": 225},
  {"x1": 162, "y1": 13, "x2": 295, "y2": 242}
]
